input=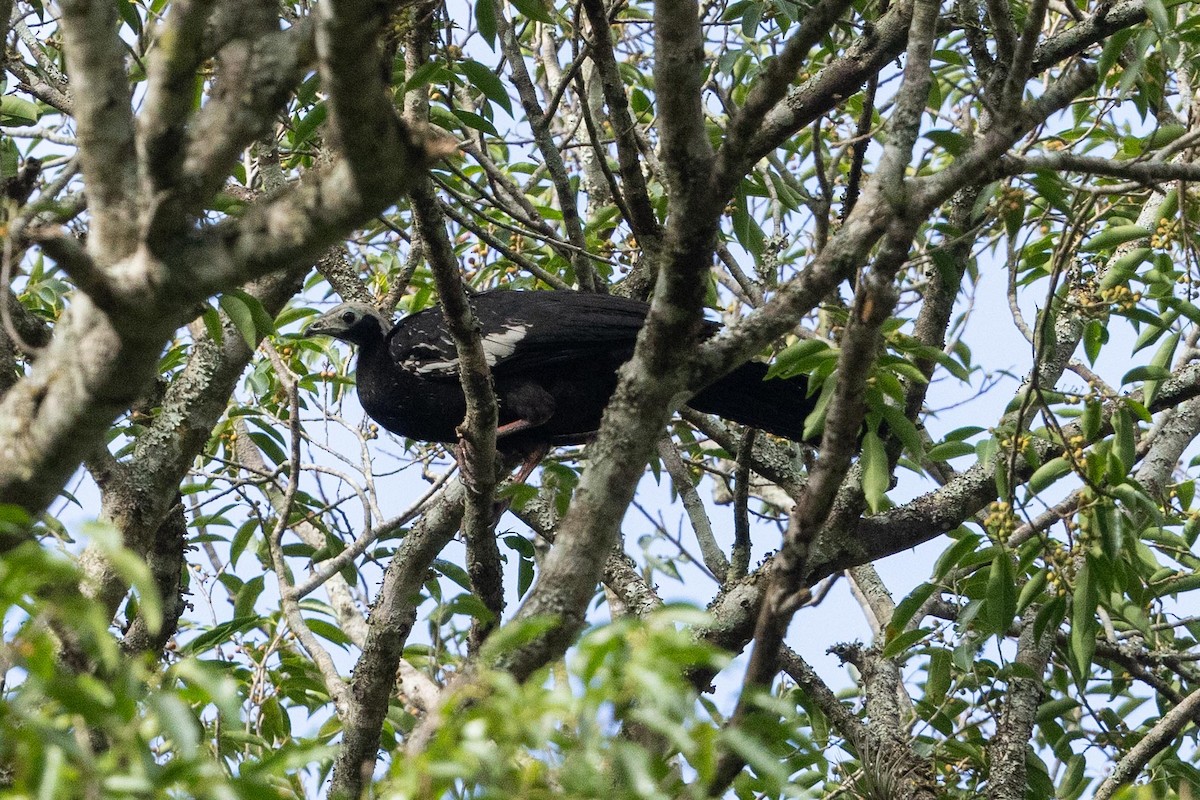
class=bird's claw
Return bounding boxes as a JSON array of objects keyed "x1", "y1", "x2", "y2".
[{"x1": 454, "y1": 436, "x2": 482, "y2": 495}]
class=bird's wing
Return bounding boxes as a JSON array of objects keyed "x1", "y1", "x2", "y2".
[{"x1": 387, "y1": 290, "x2": 662, "y2": 379}]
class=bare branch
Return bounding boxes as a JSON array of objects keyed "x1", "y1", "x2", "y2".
[
  {"x1": 658, "y1": 437, "x2": 727, "y2": 578},
  {"x1": 59, "y1": 0, "x2": 138, "y2": 260},
  {"x1": 332, "y1": 482, "x2": 465, "y2": 800},
  {"x1": 580, "y1": 0, "x2": 662, "y2": 254},
  {"x1": 495, "y1": 7, "x2": 598, "y2": 291},
  {"x1": 1002, "y1": 152, "x2": 1200, "y2": 184},
  {"x1": 985, "y1": 606, "x2": 1053, "y2": 800},
  {"x1": 139, "y1": 0, "x2": 217, "y2": 199},
  {"x1": 716, "y1": 0, "x2": 856, "y2": 194},
  {"x1": 749, "y1": 0, "x2": 914, "y2": 163}
]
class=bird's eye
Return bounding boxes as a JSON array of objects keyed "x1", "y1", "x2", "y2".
[{"x1": 341, "y1": 311, "x2": 357, "y2": 324}]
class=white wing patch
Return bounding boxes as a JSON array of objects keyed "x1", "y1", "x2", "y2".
[
  {"x1": 405, "y1": 327, "x2": 527, "y2": 375},
  {"x1": 481, "y1": 324, "x2": 528, "y2": 366}
]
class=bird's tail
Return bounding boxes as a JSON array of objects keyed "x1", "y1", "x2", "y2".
[{"x1": 688, "y1": 361, "x2": 816, "y2": 443}]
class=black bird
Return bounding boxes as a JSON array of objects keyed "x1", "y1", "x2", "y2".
[{"x1": 304, "y1": 290, "x2": 818, "y2": 454}]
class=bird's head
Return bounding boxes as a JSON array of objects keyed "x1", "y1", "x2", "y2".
[{"x1": 304, "y1": 303, "x2": 391, "y2": 347}]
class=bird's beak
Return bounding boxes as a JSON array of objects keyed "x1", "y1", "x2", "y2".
[{"x1": 303, "y1": 316, "x2": 335, "y2": 337}]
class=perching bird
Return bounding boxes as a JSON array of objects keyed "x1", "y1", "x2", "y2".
[{"x1": 304, "y1": 290, "x2": 818, "y2": 454}]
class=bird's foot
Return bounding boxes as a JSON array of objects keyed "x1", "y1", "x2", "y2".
[{"x1": 454, "y1": 437, "x2": 483, "y2": 496}]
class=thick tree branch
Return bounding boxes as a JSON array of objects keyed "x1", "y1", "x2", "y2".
[
  {"x1": 495, "y1": 8, "x2": 598, "y2": 291},
  {"x1": 331, "y1": 482, "x2": 465, "y2": 800},
  {"x1": 580, "y1": 0, "x2": 662, "y2": 255},
  {"x1": 1030, "y1": 0, "x2": 1149, "y2": 73},
  {"x1": 1001, "y1": 152, "x2": 1200, "y2": 184},
  {"x1": 59, "y1": 0, "x2": 138, "y2": 261},
  {"x1": 748, "y1": 0, "x2": 914, "y2": 163},
  {"x1": 139, "y1": 0, "x2": 216, "y2": 200},
  {"x1": 174, "y1": 9, "x2": 313, "y2": 219},
  {"x1": 77, "y1": 269, "x2": 304, "y2": 617},
  {"x1": 715, "y1": 0, "x2": 856, "y2": 194},
  {"x1": 985, "y1": 606, "x2": 1053, "y2": 800},
  {"x1": 1093, "y1": 685, "x2": 1200, "y2": 800},
  {"x1": 412, "y1": 176, "x2": 505, "y2": 650},
  {"x1": 403, "y1": 7, "x2": 503, "y2": 652},
  {"x1": 118, "y1": 499, "x2": 187, "y2": 656}
]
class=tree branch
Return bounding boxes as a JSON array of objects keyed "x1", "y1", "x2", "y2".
[
  {"x1": 59, "y1": 0, "x2": 138, "y2": 260},
  {"x1": 331, "y1": 482, "x2": 465, "y2": 800},
  {"x1": 580, "y1": 0, "x2": 662, "y2": 256},
  {"x1": 985, "y1": 606, "x2": 1053, "y2": 800}
]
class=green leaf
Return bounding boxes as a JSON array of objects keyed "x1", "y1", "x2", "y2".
[
  {"x1": 985, "y1": 553, "x2": 1016, "y2": 636},
  {"x1": 453, "y1": 108, "x2": 499, "y2": 136},
  {"x1": 219, "y1": 293, "x2": 259, "y2": 350},
  {"x1": 149, "y1": 694, "x2": 200, "y2": 758},
  {"x1": 1058, "y1": 753, "x2": 1086, "y2": 799},
  {"x1": 1070, "y1": 558, "x2": 1098, "y2": 679},
  {"x1": 1082, "y1": 319, "x2": 1107, "y2": 365},
  {"x1": 802, "y1": 376, "x2": 836, "y2": 440},
  {"x1": 402, "y1": 62, "x2": 448, "y2": 94},
  {"x1": 229, "y1": 519, "x2": 256, "y2": 567},
  {"x1": 934, "y1": 531, "x2": 982, "y2": 579},
  {"x1": 1121, "y1": 365, "x2": 1171, "y2": 385},
  {"x1": 233, "y1": 575, "x2": 264, "y2": 620},
  {"x1": 432, "y1": 558, "x2": 473, "y2": 592},
  {"x1": 861, "y1": 430, "x2": 889, "y2": 513},
  {"x1": 1143, "y1": 331, "x2": 1178, "y2": 405},
  {"x1": 925, "y1": 129, "x2": 968, "y2": 155},
  {"x1": 307, "y1": 618, "x2": 353, "y2": 648},
  {"x1": 1112, "y1": 407, "x2": 1136, "y2": 473},
  {"x1": 443, "y1": 592, "x2": 496, "y2": 623},
  {"x1": 460, "y1": 59, "x2": 512, "y2": 115},
  {"x1": 508, "y1": 0, "x2": 554, "y2": 23},
  {"x1": 1028, "y1": 456, "x2": 1072, "y2": 496},
  {"x1": 881, "y1": 627, "x2": 932, "y2": 659},
  {"x1": 1098, "y1": 247, "x2": 1151, "y2": 290},
  {"x1": 0, "y1": 95, "x2": 39, "y2": 125},
  {"x1": 767, "y1": 339, "x2": 834, "y2": 379},
  {"x1": 1131, "y1": 308, "x2": 1178, "y2": 354},
  {"x1": 887, "y1": 582, "x2": 937, "y2": 637},
  {"x1": 0, "y1": 138, "x2": 18, "y2": 180},
  {"x1": 926, "y1": 440, "x2": 976, "y2": 461},
  {"x1": 178, "y1": 616, "x2": 262, "y2": 656},
  {"x1": 475, "y1": 0, "x2": 497, "y2": 46},
  {"x1": 878, "y1": 405, "x2": 923, "y2": 457},
  {"x1": 1082, "y1": 225, "x2": 1151, "y2": 252},
  {"x1": 925, "y1": 648, "x2": 952, "y2": 705}
]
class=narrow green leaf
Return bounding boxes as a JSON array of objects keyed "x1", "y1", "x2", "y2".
[
  {"x1": 0, "y1": 95, "x2": 39, "y2": 125},
  {"x1": 460, "y1": 59, "x2": 512, "y2": 115},
  {"x1": 1112, "y1": 407, "x2": 1136, "y2": 473},
  {"x1": 887, "y1": 582, "x2": 937, "y2": 637},
  {"x1": 475, "y1": 0, "x2": 497, "y2": 46},
  {"x1": 934, "y1": 531, "x2": 981, "y2": 579},
  {"x1": 1143, "y1": 331, "x2": 1178, "y2": 405},
  {"x1": 219, "y1": 293, "x2": 258, "y2": 350},
  {"x1": 985, "y1": 553, "x2": 1016, "y2": 635},
  {"x1": 1070, "y1": 559, "x2": 1098, "y2": 678},
  {"x1": 1121, "y1": 365, "x2": 1171, "y2": 385},
  {"x1": 508, "y1": 0, "x2": 554, "y2": 23},
  {"x1": 861, "y1": 430, "x2": 889, "y2": 513},
  {"x1": 925, "y1": 648, "x2": 952, "y2": 705},
  {"x1": 1028, "y1": 456, "x2": 1072, "y2": 495},
  {"x1": 926, "y1": 440, "x2": 976, "y2": 461},
  {"x1": 1083, "y1": 225, "x2": 1151, "y2": 252},
  {"x1": 1017, "y1": 568, "x2": 1048, "y2": 614},
  {"x1": 881, "y1": 627, "x2": 931, "y2": 660},
  {"x1": 1098, "y1": 247, "x2": 1150, "y2": 290},
  {"x1": 1083, "y1": 319, "x2": 1106, "y2": 365}
]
